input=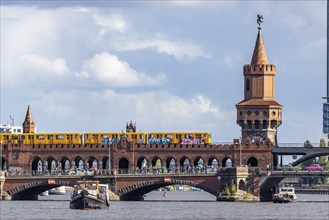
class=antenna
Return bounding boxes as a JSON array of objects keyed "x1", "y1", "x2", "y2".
[{"x1": 9, "y1": 115, "x2": 15, "y2": 126}]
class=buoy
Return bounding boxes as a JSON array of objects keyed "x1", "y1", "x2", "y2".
[{"x1": 163, "y1": 191, "x2": 167, "y2": 197}]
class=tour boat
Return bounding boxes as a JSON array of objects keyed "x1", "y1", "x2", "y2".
[
  {"x1": 70, "y1": 180, "x2": 109, "y2": 210},
  {"x1": 49, "y1": 186, "x2": 66, "y2": 195},
  {"x1": 272, "y1": 185, "x2": 297, "y2": 203}
]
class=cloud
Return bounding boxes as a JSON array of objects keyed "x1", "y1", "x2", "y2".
[
  {"x1": 90, "y1": 90, "x2": 228, "y2": 123},
  {"x1": 78, "y1": 52, "x2": 167, "y2": 87},
  {"x1": 22, "y1": 54, "x2": 69, "y2": 75},
  {"x1": 94, "y1": 14, "x2": 127, "y2": 32},
  {"x1": 113, "y1": 34, "x2": 211, "y2": 61}
]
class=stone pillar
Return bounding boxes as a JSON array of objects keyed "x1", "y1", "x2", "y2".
[{"x1": 0, "y1": 171, "x2": 11, "y2": 200}]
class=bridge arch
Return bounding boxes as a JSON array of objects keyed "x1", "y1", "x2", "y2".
[
  {"x1": 222, "y1": 156, "x2": 233, "y2": 167},
  {"x1": 179, "y1": 156, "x2": 191, "y2": 172},
  {"x1": 117, "y1": 179, "x2": 219, "y2": 201},
  {"x1": 118, "y1": 157, "x2": 129, "y2": 173},
  {"x1": 238, "y1": 179, "x2": 247, "y2": 191},
  {"x1": 207, "y1": 156, "x2": 219, "y2": 167},
  {"x1": 192, "y1": 156, "x2": 205, "y2": 167},
  {"x1": 31, "y1": 156, "x2": 43, "y2": 173},
  {"x1": 1, "y1": 156, "x2": 7, "y2": 171},
  {"x1": 45, "y1": 156, "x2": 57, "y2": 172},
  {"x1": 73, "y1": 156, "x2": 84, "y2": 169},
  {"x1": 151, "y1": 156, "x2": 162, "y2": 167},
  {"x1": 59, "y1": 156, "x2": 71, "y2": 172},
  {"x1": 246, "y1": 157, "x2": 258, "y2": 167},
  {"x1": 136, "y1": 156, "x2": 148, "y2": 170},
  {"x1": 165, "y1": 157, "x2": 176, "y2": 173},
  {"x1": 7, "y1": 180, "x2": 74, "y2": 200},
  {"x1": 87, "y1": 156, "x2": 98, "y2": 169},
  {"x1": 101, "y1": 156, "x2": 110, "y2": 170}
]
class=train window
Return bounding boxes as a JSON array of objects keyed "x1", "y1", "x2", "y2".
[
  {"x1": 56, "y1": 135, "x2": 64, "y2": 140},
  {"x1": 67, "y1": 135, "x2": 72, "y2": 140},
  {"x1": 47, "y1": 135, "x2": 53, "y2": 140},
  {"x1": 85, "y1": 134, "x2": 90, "y2": 139},
  {"x1": 4, "y1": 135, "x2": 8, "y2": 140},
  {"x1": 37, "y1": 135, "x2": 45, "y2": 140},
  {"x1": 21, "y1": 135, "x2": 25, "y2": 140},
  {"x1": 92, "y1": 135, "x2": 98, "y2": 139},
  {"x1": 29, "y1": 135, "x2": 34, "y2": 140}
]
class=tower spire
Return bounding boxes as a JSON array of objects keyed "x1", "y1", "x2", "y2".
[
  {"x1": 22, "y1": 105, "x2": 36, "y2": 133},
  {"x1": 251, "y1": 15, "x2": 268, "y2": 65}
]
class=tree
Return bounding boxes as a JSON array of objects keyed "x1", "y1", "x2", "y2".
[{"x1": 303, "y1": 140, "x2": 313, "y2": 148}]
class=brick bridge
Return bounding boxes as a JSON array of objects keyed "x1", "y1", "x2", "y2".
[
  {"x1": 3, "y1": 173, "x2": 221, "y2": 201},
  {"x1": 2, "y1": 137, "x2": 329, "y2": 201},
  {"x1": 1, "y1": 136, "x2": 274, "y2": 177}
]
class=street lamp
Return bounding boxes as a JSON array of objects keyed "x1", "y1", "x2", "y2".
[
  {"x1": 108, "y1": 144, "x2": 111, "y2": 174},
  {"x1": 0, "y1": 141, "x2": 2, "y2": 171}
]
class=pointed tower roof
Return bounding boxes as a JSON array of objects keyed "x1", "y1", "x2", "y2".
[
  {"x1": 24, "y1": 105, "x2": 33, "y2": 122},
  {"x1": 250, "y1": 29, "x2": 268, "y2": 65}
]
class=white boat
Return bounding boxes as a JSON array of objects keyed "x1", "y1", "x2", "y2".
[
  {"x1": 70, "y1": 180, "x2": 109, "y2": 209},
  {"x1": 49, "y1": 186, "x2": 66, "y2": 195},
  {"x1": 40, "y1": 190, "x2": 49, "y2": 196},
  {"x1": 273, "y1": 185, "x2": 297, "y2": 203}
]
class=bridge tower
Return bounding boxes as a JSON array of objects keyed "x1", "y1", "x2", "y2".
[
  {"x1": 22, "y1": 105, "x2": 36, "y2": 133},
  {"x1": 236, "y1": 16, "x2": 282, "y2": 145}
]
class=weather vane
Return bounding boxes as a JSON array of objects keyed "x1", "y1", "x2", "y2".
[{"x1": 257, "y1": 14, "x2": 264, "y2": 30}]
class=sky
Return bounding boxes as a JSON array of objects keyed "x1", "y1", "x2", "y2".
[{"x1": 0, "y1": 0, "x2": 327, "y2": 143}]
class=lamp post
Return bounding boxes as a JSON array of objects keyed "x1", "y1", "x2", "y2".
[
  {"x1": 108, "y1": 144, "x2": 111, "y2": 175},
  {"x1": 239, "y1": 139, "x2": 242, "y2": 166},
  {"x1": 0, "y1": 141, "x2": 2, "y2": 171}
]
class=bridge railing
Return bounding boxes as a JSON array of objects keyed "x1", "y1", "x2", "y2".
[
  {"x1": 5, "y1": 166, "x2": 220, "y2": 177},
  {"x1": 277, "y1": 143, "x2": 320, "y2": 147}
]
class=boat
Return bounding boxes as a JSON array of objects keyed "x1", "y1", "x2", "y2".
[
  {"x1": 272, "y1": 185, "x2": 297, "y2": 203},
  {"x1": 39, "y1": 190, "x2": 49, "y2": 196},
  {"x1": 49, "y1": 186, "x2": 66, "y2": 195},
  {"x1": 70, "y1": 180, "x2": 109, "y2": 209}
]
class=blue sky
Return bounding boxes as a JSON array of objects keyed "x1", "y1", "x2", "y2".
[{"x1": 0, "y1": 1, "x2": 326, "y2": 143}]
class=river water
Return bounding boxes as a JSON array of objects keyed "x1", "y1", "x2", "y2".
[{"x1": 0, "y1": 191, "x2": 328, "y2": 220}]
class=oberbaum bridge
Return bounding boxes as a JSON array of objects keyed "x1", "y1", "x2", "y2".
[{"x1": 1, "y1": 17, "x2": 329, "y2": 202}]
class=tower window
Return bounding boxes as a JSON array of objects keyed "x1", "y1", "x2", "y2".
[
  {"x1": 239, "y1": 111, "x2": 243, "y2": 116},
  {"x1": 246, "y1": 79, "x2": 250, "y2": 91}
]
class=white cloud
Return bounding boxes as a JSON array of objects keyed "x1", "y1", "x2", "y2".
[
  {"x1": 94, "y1": 14, "x2": 127, "y2": 32},
  {"x1": 90, "y1": 90, "x2": 227, "y2": 123},
  {"x1": 22, "y1": 54, "x2": 69, "y2": 75},
  {"x1": 113, "y1": 34, "x2": 211, "y2": 61},
  {"x1": 78, "y1": 52, "x2": 167, "y2": 87},
  {"x1": 221, "y1": 55, "x2": 243, "y2": 68}
]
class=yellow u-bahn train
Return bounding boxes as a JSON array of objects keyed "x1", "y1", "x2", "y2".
[{"x1": 0, "y1": 131, "x2": 212, "y2": 145}]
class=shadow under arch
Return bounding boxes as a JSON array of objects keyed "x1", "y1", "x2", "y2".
[
  {"x1": 8, "y1": 180, "x2": 74, "y2": 200},
  {"x1": 117, "y1": 179, "x2": 219, "y2": 201}
]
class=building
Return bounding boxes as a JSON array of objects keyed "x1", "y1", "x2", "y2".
[
  {"x1": 0, "y1": 124, "x2": 23, "y2": 134},
  {"x1": 236, "y1": 17, "x2": 282, "y2": 145}
]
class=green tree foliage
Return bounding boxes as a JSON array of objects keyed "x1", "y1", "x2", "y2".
[
  {"x1": 303, "y1": 140, "x2": 313, "y2": 148},
  {"x1": 302, "y1": 140, "x2": 315, "y2": 167}
]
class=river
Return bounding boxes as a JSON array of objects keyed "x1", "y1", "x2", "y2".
[{"x1": 0, "y1": 191, "x2": 328, "y2": 220}]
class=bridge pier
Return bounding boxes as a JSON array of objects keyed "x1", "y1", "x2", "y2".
[
  {"x1": 0, "y1": 171, "x2": 11, "y2": 200},
  {"x1": 217, "y1": 166, "x2": 260, "y2": 202}
]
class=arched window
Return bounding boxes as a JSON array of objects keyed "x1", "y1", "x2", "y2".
[{"x1": 246, "y1": 79, "x2": 250, "y2": 91}]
